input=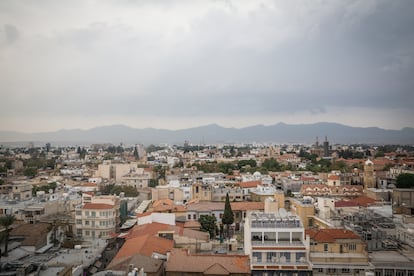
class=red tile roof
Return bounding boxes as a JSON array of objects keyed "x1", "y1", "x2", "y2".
[
  {"x1": 352, "y1": 196, "x2": 376, "y2": 207},
  {"x1": 113, "y1": 234, "x2": 173, "y2": 259},
  {"x1": 166, "y1": 248, "x2": 250, "y2": 274},
  {"x1": 306, "y1": 228, "x2": 360, "y2": 243},
  {"x1": 237, "y1": 180, "x2": 261, "y2": 188},
  {"x1": 83, "y1": 203, "x2": 114, "y2": 210},
  {"x1": 335, "y1": 200, "x2": 358, "y2": 208}
]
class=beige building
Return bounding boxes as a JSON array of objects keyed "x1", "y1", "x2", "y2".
[
  {"x1": 392, "y1": 188, "x2": 414, "y2": 215},
  {"x1": 191, "y1": 182, "x2": 212, "y2": 201},
  {"x1": 307, "y1": 228, "x2": 370, "y2": 275},
  {"x1": 363, "y1": 159, "x2": 376, "y2": 189},
  {"x1": 75, "y1": 194, "x2": 120, "y2": 239},
  {"x1": 0, "y1": 181, "x2": 32, "y2": 201},
  {"x1": 290, "y1": 198, "x2": 315, "y2": 229}
]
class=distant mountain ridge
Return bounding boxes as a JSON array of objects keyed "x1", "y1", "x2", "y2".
[{"x1": 0, "y1": 122, "x2": 413, "y2": 145}]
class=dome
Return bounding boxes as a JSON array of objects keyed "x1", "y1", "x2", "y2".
[
  {"x1": 253, "y1": 171, "x2": 262, "y2": 177},
  {"x1": 365, "y1": 159, "x2": 374, "y2": 166}
]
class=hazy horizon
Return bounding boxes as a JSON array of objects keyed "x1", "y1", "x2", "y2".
[{"x1": 1, "y1": 1, "x2": 413, "y2": 132}]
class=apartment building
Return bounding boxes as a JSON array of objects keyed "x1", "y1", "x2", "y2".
[
  {"x1": 306, "y1": 228, "x2": 370, "y2": 275},
  {"x1": 75, "y1": 194, "x2": 120, "y2": 239},
  {"x1": 244, "y1": 211, "x2": 312, "y2": 275},
  {"x1": 0, "y1": 181, "x2": 32, "y2": 201}
]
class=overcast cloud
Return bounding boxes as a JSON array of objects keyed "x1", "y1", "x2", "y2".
[{"x1": 1, "y1": 0, "x2": 413, "y2": 132}]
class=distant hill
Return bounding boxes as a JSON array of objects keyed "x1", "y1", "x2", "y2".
[{"x1": 0, "y1": 122, "x2": 413, "y2": 146}]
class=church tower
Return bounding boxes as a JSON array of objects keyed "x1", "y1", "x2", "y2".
[{"x1": 363, "y1": 159, "x2": 376, "y2": 189}]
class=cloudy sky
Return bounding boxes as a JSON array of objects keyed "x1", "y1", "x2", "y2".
[{"x1": 1, "y1": 0, "x2": 413, "y2": 132}]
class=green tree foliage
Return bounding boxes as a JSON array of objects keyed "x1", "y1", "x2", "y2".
[
  {"x1": 32, "y1": 182, "x2": 57, "y2": 196},
  {"x1": 237, "y1": 159, "x2": 257, "y2": 168},
  {"x1": 0, "y1": 215, "x2": 15, "y2": 256},
  {"x1": 396, "y1": 173, "x2": 414, "y2": 189},
  {"x1": 221, "y1": 193, "x2": 234, "y2": 239},
  {"x1": 23, "y1": 167, "x2": 37, "y2": 178},
  {"x1": 262, "y1": 158, "x2": 282, "y2": 171},
  {"x1": 149, "y1": 179, "x2": 158, "y2": 188},
  {"x1": 146, "y1": 144, "x2": 165, "y2": 153},
  {"x1": 198, "y1": 215, "x2": 217, "y2": 239},
  {"x1": 101, "y1": 184, "x2": 138, "y2": 197}
]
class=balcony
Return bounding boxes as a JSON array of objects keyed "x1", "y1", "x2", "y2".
[{"x1": 252, "y1": 240, "x2": 305, "y2": 247}]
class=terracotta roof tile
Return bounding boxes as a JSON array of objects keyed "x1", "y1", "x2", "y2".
[
  {"x1": 237, "y1": 180, "x2": 261, "y2": 188},
  {"x1": 83, "y1": 203, "x2": 114, "y2": 210},
  {"x1": 166, "y1": 248, "x2": 250, "y2": 274},
  {"x1": 113, "y1": 234, "x2": 173, "y2": 259},
  {"x1": 306, "y1": 228, "x2": 360, "y2": 243}
]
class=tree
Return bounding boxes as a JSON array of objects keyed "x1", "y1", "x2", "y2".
[
  {"x1": 0, "y1": 215, "x2": 15, "y2": 257},
  {"x1": 221, "y1": 193, "x2": 234, "y2": 239},
  {"x1": 198, "y1": 215, "x2": 217, "y2": 239},
  {"x1": 396, "y1": 173, "x2": 414, "y2": 189}
]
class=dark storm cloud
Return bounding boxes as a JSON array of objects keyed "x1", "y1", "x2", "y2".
[{"x1": 0, "y1": 0, "x2": 413, "y2": 130}]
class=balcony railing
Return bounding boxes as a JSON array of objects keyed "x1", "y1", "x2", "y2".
[{"x1": 252, "y1": 240, "x2": 305, "y2": 246}]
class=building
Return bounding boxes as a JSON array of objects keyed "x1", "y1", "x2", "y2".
[
  {"x1": 244, "y1": 211, "x2": 312, "y2": 275},
  {"x1": 75, "y1": 194, "x2": 120, "y2": 239},
  {"x1": 191, "y1": 182, "x2": 212, "y2": 201},
  {"x1": 165, "y1": 248, "x2": 250, "y2": 276},
  {"x1": 306, "y1": 228, "x2": 370, "y2": 275},
  {"x1": 392, "y1": 188, "x2": 414, "y2": 215},
  {"x1": 363, "y1": 159, "x2": 376, "y2": 189},
  {"x1": 0, "y1": 181, "x2": 32, "y2": 201}
]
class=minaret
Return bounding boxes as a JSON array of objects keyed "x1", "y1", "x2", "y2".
[
  {"x1": 323, "y1": 136, "x2": 329, "y2": 157},
  {"x1": 363, "y1": 159, "x2": 376, "y2": 189}
]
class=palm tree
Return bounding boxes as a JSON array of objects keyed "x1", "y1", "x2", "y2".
[{"x1": 0, "y1": 214, "x2": 15, "y2": 257}]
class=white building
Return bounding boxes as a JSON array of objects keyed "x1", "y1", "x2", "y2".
[{"x1": 244, "y1": 210, "x2": 312, "y2": 275}]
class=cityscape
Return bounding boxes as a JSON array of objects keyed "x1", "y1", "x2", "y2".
[
  {"x1": 1, "y1": 1, "x2": 414, "y2": 276},
  {"x1": 0, "y1": 139, "x2": 413, "y2": 275}
]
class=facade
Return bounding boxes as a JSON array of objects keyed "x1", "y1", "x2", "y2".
[
  {"x1": 363, "y1": 159, "x2": 376, "y2": 189},
  {"x1": 244, "y1": 211, "x2": 312, "y2": 275},
  {"x1": 392, "y1": 188, "x2": 414, "y2": 215},
  {"x1": 75, "y1": 194, "x2": 120, "y2": 239},
  {"x1": 0, "y1": 181, "x2": 32, "y2": 201},
  {"x1": 307, "y1": 228, "x2": 370, "y2": 275},
  {"x1": 191, "y1": 182, "x2": 212, "y2": 201}
]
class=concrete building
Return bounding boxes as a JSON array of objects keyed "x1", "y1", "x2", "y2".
[
  {"x1": 392, "y1": 188, "x2": 414, "y2": 215},
  {"x1": 191, "y1": 182, "x2": 212, "y2": 201},
  {"x1": 307, "y1": 228, "x2": 370, "y2": 275},
  {"x1": 0, "y1": 181, "x2": 32, "y2": 201},
  {"x1": 244, "y1": 210, "x2": 312, "y2": 275},
  {"x1": 75, "y1": 194, "x2": 120, "y2": 239}
]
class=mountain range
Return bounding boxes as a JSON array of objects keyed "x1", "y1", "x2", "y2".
[{"x1": 0, "y1": 122, "x2": 413, "y2": 146}]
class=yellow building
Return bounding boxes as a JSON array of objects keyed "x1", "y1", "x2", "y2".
[
  {"x1": 191, "y1": 182, "x2": 212, "y2": 201},
  {"x1": 363, "y1": 159, "x2": 376, "y2": 189},
  {"x1": 289, "y1": 198, "x2": 315, "y2": 229},
  {"x1": 306, "y1": 228, "x2": 370, "y2": 275}
]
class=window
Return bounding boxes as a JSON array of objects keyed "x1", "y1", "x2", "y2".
[
  {"x1": 187, "y1": 214, "x2": 191, "y2": 220},
  {"x1": 193, "y1": 214, "x2": 196, "y2": 219},
  {"x1": 85, "y1": 211, "x2": 89, "y2": 216},
  {"x1": 324, "y1": 244, "x2": 328, "y2": 252},
  {"x1": 85, "y1": 230, "x2": 90, "y2": 236},
  {"x1": 349, "y1": 243, "x2": 356, "y2": 251},
  {"x1": 267, "y1": 252, "x2": 276, "y2": 262},
  {"x1": 342, "y1": 268, "x2": 350, "y2": 274},
  {"x1": 76, "y1": 211, "x2": 81, "y2": 216},
  {"x1": 328, "y1": 268, "x2": 336, "y2": 273},
  {"x1": 280, "y1": 252, "x2": 291, "y2": 263},
  {"x1": 296, "y1": 252, "x2": 305, "y2": 263},
  {"x1": 317, "y1": 268, "x2": 323, "y2": 273},
  {"x1": 85, "y1": 220, "x2": 89, "y2": 225},
  {"x1": 76, "y1": 219, "x2": 82, "y2": 225},
  {"x1": 252, "y1": 252, "x2": 262, "y2": 263},
  {"x1": 91, "y1": 211, "x2": 96, "y2": 217}
]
